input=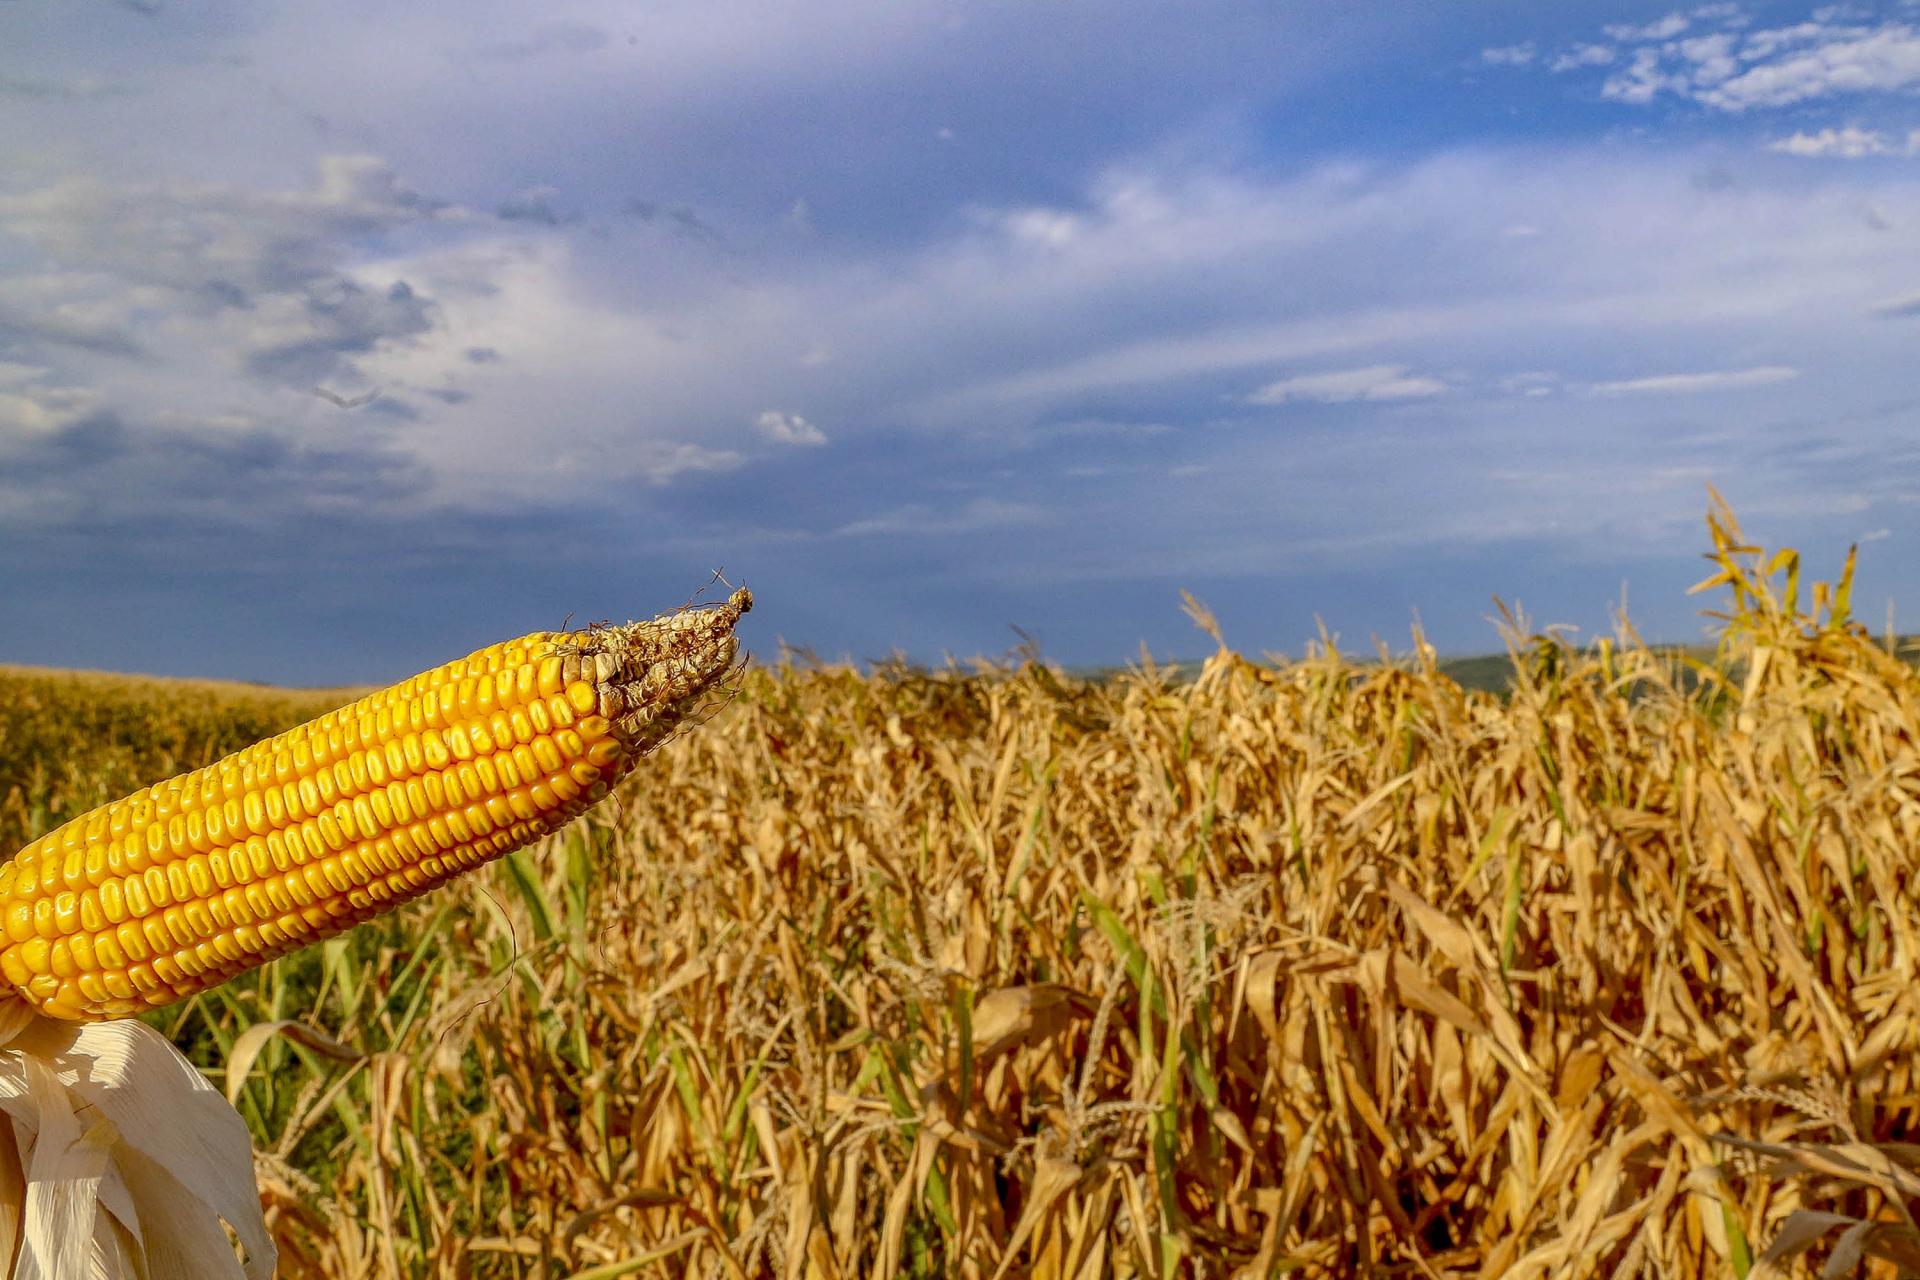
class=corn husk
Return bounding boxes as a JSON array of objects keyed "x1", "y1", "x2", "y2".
[{"x1": 0, "y1": 1000, "x2": 273, "y2": 1278}]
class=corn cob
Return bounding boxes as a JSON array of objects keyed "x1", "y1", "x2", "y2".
[{"x1": 0, "y1": 588, "x2": 751, "y2": 1021}]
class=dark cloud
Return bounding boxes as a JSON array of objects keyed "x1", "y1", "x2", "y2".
[
  {"x1": 623, "y1": 199, "x2": 725, "y2": 248},
  {"x1": 242, "y1": 278, "x2": 435, "y2": 387},
  {"x1": 496, "y1": 189, "x2": 565, "y2": 226},
  {"x1": 0, "y1": 407, "x2": 427, "y2": 530},
  {"x1": 0, "y1": 306, "x2": 143, "y2": 358},
  {"x1": 464, "y1": 346, "x2": 499, "y2": 364}
]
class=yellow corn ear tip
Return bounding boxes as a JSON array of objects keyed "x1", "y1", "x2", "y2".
[{"x1": 0, "y1": 586, "x2": 751, "y2": 1021}]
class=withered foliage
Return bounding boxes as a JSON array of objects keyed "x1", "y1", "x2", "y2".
[{"x1": 17, "y1": 497, "x2": 1920, "y2": 1278}]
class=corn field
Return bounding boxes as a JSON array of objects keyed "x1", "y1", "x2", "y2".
[{"x1": 7, "y1": 497, "x2": 1920, "y2": 1278}]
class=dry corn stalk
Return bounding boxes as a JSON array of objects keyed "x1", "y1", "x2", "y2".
[{"x1": 0, "y1": 588, "x2": 750, "y2": 1279}]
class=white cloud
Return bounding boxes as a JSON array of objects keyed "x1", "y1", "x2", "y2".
[
  {"x1": 1603, "y1": 48, "x2": 1688, "y2": 104},
  {"x1": 1702, "y1": 23, "x2": 1920, "y2": 110},
  {"x1": 1863, "y1": 526, "x2": 1894, "y2": 541},
  {"x1": 1554, "y1": 12, "x2": 1920, "y2": 113},
  {"x1": 834, "y1": 498, "x2": 1045, "y2": 538},
  {"x1": 1248, "y1": 365, "x2": 1447, "y2": 405},
  {"x1": 1000, "y1": 208, "x2": 1081, "y2": 248},
  {"x1": 1550, "y1": 44, "x2": 1617, "y2": 72},
  {"x1": 755, "y1": 409, "x2": 828, "y2": 446},
  {"x1": 1871, "y1": 291, "x2": 1920, "y2": 317},
  {"x1": 1604, "y1": 13, "x2": 1692, "y2": 42},
  {"x1": 1768, "y1": 125, "x2": 1900, "y2": 157},
  {"x1": 633, "y1": 441, "x2": 744, "y2": 483},
  {"x1": 1481, "y1": 43, "x2": 1537, "y2": 67},
  {"x1": 0, "y1": 381, "x2": 96, "y2": 435},
  {"x1": 1500, "y1": 371, "x2": 1561, "y2": 397},
  {"x1": 1587, "y1": 366, "x2": 1800, "y2": 395}
]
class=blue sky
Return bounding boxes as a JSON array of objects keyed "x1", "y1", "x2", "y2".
[{"x1": 3, "y1": 1, "x2": 1920, "y2": 684}]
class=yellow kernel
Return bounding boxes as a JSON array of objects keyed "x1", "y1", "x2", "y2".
[
  {"x1": 93, "y1": 931, "x2": 125, "y2": 971},
  {"x1": 586, "y1": 739, "x2": 622, "y2": 769},
  {"x1": 565, "y1": 682, "x2": 598, "y2": 714},
  {"x1": 116, "y1": 922, "x2": 149, "y2": 963},
  {"x1": 18, "y1": 938, "x2": 51, "y2": 975},
  {"x1": 31, "y1": 898, "x2": 55, "y2": 939},
  {"x1": 0, "y1": 948, "x2": 29, "y2": 989},
  {"x1": 4, "y1": 902, "x2": 34, "y2": 943},
  {"x1": 141, "y1": 917, "x2": 173, "y2": 956},
  {"x1": 282, "y1": 872, "x2": 315, "y2": 908}
]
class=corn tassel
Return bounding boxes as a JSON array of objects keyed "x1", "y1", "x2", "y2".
[{"x1": 0, "y1": 588, "x2": 750, "y2": 1021}]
